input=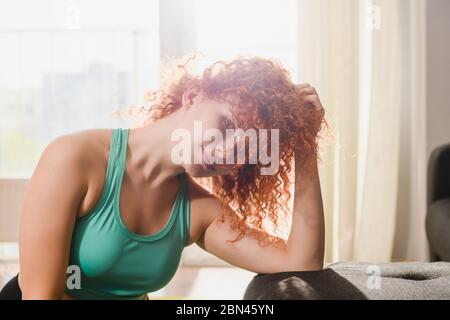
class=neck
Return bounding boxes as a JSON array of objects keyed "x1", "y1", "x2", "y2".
[{"x1": 127, "y1": 112, "x2": 185, "y2": 186}]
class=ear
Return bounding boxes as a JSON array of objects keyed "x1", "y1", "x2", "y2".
[{"x1": 182, "y1": 86, "x2": 199, "y2": 110}]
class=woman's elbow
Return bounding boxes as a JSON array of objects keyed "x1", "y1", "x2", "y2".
[
  {"x1": 280, "y1": 263, "x2": 323, "y2": 273},
  {"x1": 277, "y1": 257, "x2": 324, "y2": 273}
]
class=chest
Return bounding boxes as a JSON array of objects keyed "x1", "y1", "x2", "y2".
[
  {"x1": 78, "y1": 172, "x2": 205, "y2": 248},
  {"x1": 70, "y1": 215, "x2": 185, "y2": 293}
]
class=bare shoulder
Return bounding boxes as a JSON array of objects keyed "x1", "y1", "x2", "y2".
[
  {"x1": 44, "y1": 128, "x2": 110, "y2": 169},
  {"x1": 38, "y1": 128, "x2": 112, "y2": 194},
  {"x1": 37, "y1": 128, "x2": 114, "y2": 218}
]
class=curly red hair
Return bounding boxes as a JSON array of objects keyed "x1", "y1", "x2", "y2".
[{"x1": 130, "y1": 53, "x2": 328, "y2": 247}]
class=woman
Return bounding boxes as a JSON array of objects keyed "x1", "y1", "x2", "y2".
[{"x1": 0, "y1": 55, "x2": 326, "y2": 300}]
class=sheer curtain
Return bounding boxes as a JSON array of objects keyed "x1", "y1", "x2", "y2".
[
  {"x1": 159, "y1": 0, "x2": 428, "y2": 263},
  {"x1": 298, "y1": 0, "x2": 427, "y2": 262}
]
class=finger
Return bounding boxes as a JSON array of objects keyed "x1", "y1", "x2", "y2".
[
  {"x1": 303, "y1": 95, "x2": 324, "y2": 110},
  {"x1": 303, "y1": 95, "x2": 319, "y2": 104},
  {"x1": 298, "y1": 86, "x2": 317, "y2": 95},
  {"x1": 295, "y1": 83, "x2": 311, "y2": 90}
]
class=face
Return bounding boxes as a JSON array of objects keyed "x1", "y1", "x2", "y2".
[{"x1": 179, "y1": 87, "x2": 244, "y2": 178}]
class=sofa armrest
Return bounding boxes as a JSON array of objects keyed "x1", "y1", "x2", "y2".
[
  {"x1": 243, "y1": 262, "x2": 450, "y2": 300},
  {"x1": 427, "y1": 143, "x2": 450, "y2": 206}
]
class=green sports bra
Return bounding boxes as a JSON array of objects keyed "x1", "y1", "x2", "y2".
[{"x1": 65, "y1": 128, "x2": 190, "y2": 300}]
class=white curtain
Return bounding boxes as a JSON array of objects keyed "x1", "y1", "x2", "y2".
[{"x1": 297, "y1": 0, "x2": 427, "y2": 262}]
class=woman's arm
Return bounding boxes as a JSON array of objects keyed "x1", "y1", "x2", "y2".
[
  {"x1": 19, "y1": 134, "x2": 88, "y2": 299},
  {"x1": 197, "y1": 156, "x2": 324, "y2": 274},
  {"x1": 198, "y1": 84, "x2": 325, "y2": 273},
  {"x1": 283, "y1": 83, "x2": 325, "y2": 270},
  {"x1": 284, "y1": 155, "x2": 325, "y2": 270}
]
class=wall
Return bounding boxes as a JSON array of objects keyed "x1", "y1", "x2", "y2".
[{"x1": 426, "y1": 0, "x2": 450, "y2": 157}]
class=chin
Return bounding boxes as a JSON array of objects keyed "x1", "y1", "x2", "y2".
[{"x1": 184, "y1": 164, "x2": 233, "y2": 178}]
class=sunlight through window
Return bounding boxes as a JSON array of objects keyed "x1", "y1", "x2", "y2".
[{"x1": 193, "y1": 0, "x2": 298, "y2": 82}]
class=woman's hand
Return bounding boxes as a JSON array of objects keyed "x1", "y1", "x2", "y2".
[
  {"x1": 296, "y1": 83, "x2": 325, "y2": 113},
  {"x1": 294, "y1": 83, "x2": 325, "y2": 174}
]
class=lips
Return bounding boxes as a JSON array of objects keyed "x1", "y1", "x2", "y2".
[{"x1": 202, "y1": 151, "x2": 214, "y2": 165}]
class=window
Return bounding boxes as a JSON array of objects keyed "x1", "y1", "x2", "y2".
[{"x1": 0, "y1": 0, "x2": 159, "y2": 178}]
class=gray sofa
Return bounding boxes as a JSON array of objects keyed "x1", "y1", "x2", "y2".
[
  {"x1": 426, "y1": 143, "x2": 450, "y2": 261},
  {"x1": 244, "y1": 143, "x2": 450, "y2": 300},
  {"x1": 243, "y1": 262, "x2": 450, "y2": 299}
]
